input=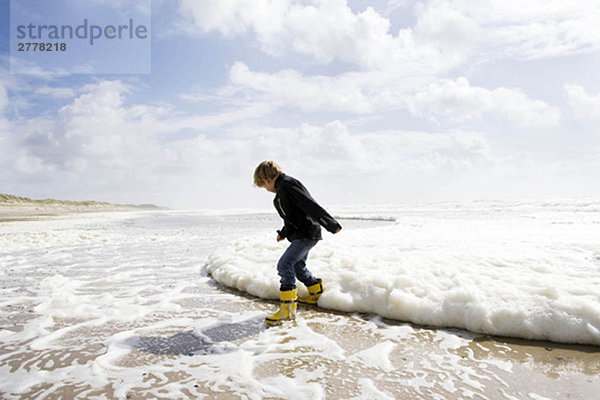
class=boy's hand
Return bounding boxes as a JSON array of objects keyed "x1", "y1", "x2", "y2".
[
  {"x1": 277, "y1": 234, "x2": 284, "y2": 242},
  {"x1": 334, "y1": 227, "x2": 342, "y2": 234}
]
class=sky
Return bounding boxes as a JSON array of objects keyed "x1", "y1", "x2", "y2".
[{"x1": 1, "y1": 0, "x2": 599, "y2": 209}]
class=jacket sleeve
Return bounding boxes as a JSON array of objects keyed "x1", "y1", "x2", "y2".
[
  {"x1": 285, "y1": 181, "x2": 342, "y2": 233},
  {"x1": 277, "y1": 225, "x2": 287, "y2": 239}
]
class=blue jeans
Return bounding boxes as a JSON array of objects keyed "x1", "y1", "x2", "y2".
[{"x1": 277, "y1": 239, "x2": 319, "y2": 291}]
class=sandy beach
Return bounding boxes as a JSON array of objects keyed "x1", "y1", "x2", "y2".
[
  {"x1": 0, "y1": 194, "x2": 160, "y2": 223},
  {"x1": 1, "y1": 205, "x2": 599, "y2": 399}
]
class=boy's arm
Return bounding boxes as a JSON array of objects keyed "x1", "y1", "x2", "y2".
[{"x1": 285, "y1": 181, "x2": 342, "y2": 233}]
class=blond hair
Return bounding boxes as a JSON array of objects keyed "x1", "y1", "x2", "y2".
[{"x1": 253, "y1": 160, "x2": 283, "y2": 187}]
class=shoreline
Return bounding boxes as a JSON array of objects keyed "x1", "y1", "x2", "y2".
[
  {"x1": 0, "y1": 205, "x2": 156, "y2": 223},
  {"x1": 0, "y1": 194, "x2": 162, "y2": 223}
]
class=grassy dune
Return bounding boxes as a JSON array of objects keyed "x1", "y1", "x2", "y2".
[{"x1": 0, "y1": 193, "x2": 160, "y2": 209}]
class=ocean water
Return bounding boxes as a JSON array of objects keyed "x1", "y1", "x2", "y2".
[{"x1": 0, "y1": 201, "x2": 599, "y2": 399}]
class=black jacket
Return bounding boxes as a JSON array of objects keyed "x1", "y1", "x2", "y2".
[{"x1": 273, "y1": 174, "x2": 342, "y2": 242}]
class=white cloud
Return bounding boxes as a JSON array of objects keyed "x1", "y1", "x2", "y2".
[
  {"x1": 0, "y1": 79, "x2": 54, "y2": 186},
  {"x1": 178, "y1": 0, "x2": 269, "y2": 37},
  {"x1": 2, "y1": 79, "x2": 266, "y2": 205},
  {"x1": 179, "y1": 0, "x2": 464, "y2": 72},
  {"x1": 8, "y1": 56, "x2": 72, "y2": 78},
  {"x1": 0, "y1": 83, "x2": 13, "y2": 180},
  {"x1": 214, "y1": 121, "x2": 600, "y2": 203},
  {"x1": 172, "y1": 120, "x2": 497, "y2": 186},
  {"x1": 407, "y1": 78, "x2": 561, "y2": 128},
  {"x1": 159, "y1": 121, "x2": 491, "y2": 206},
  {"x1": 229, "y1": 62, "x2": 378, "y2": 113},
  {"x1": 179, "y1": 0, "x2": 599, "y2": 72},
  {"x1": 429, "y1": 0, "x2": 600, "y2": 60},
  {"x1": 10, "y1": 80, "x2": 271, "y2": 177},
  {"x1": 227, "y1": 64, "x2": 560, "y2": 127},
  {"x1": 181, "y1": 60, "x2": 427, "y2": 113},
  {"x1": 384, "y1": 0, "x2": 411, "y2": 15},
  {"x1": 565, "y1": 84, "x2": 600, "y2": 120},
  {"x1": 178, "y1": 0, "x2": 575, "y2": 131},
  {"x1": 34, "y1": 86, "x2": 77, "y2": 99},
  {"x1": 414, "y1": 0, "x2": 480, "y2": 57},
  {"x1": 274, "y1": 1, "x2": 422, "y2": 70},
  {"x1": 0, "y1": 82, "x2": 7, "y2": 114}
]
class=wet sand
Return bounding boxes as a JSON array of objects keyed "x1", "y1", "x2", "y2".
[
  {"x1": 1, "y1": 284, "x2": 598, "y2": 400},
  {"x1": 213, "y1": 287, "x2": 600, "y2": 400}
]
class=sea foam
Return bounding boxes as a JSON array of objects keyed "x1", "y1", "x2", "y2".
[{"x1": 207, "y1": 201, "x2": 600, "y2": 345}]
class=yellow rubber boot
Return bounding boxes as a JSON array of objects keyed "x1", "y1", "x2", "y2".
[
  {"x1": 298, "y1": 279, "x2": 323, "y2": 305},
  {"x1": 266, "y1": 289, "x2": 298, "y2": 325}
]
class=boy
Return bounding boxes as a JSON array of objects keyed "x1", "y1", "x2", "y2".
[{"x1": 253, "y1": 160, "x2": 342, "y2": 325}]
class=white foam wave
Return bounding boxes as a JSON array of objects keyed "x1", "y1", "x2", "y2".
[{"x1": 207, "y1": 205, "x2": 600, "y2": 346}]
